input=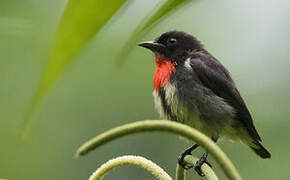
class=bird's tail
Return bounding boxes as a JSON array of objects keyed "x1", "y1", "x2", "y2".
[{"x1": 249, "y1": 140, "x2": 271, "y2": 159}]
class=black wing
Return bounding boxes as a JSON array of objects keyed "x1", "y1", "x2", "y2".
[{"x1": 190, "y1": 56, "x2": 262, "y2": 141}]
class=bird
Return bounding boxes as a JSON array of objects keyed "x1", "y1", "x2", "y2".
[{"x1": 138, "y1": 30, "x2": 271, "y2": 176}]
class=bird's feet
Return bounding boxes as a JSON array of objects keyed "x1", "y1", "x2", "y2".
[
  {"x1": 178, "y1": 144, "x2": 199, "y2": 169},
  {"x1": 178, "y1": 148, "x2": 194, "y2": 169},
  {"x1": 178, "y1": 145, "x2": 213, "y2": 177},
  {"x1": 194, "y1": 157, "x2": 212, "y2": 177},
  {"x1": 179, "y1": 149, "x2": 212, "y2": 177}
]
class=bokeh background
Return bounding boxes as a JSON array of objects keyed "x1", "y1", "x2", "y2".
[{"x1": 1, "y1": 0, "x2": 289, "y2": 179}]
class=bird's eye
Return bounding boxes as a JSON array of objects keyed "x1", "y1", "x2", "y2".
[{"x1": 167, "y1": 38, "x2": 177, "y2": 45}]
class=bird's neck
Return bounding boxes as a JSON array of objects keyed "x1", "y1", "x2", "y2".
[{"x1": 153, "y1": 55, "x2": 177, "y2": 91}]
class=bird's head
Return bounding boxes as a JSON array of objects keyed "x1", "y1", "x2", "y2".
[{"x1": 138, "y1": 30, "x2": 204, "y2": 63}]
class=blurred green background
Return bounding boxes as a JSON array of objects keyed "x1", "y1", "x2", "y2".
[{"x1": 1, "y1": 0, "x2": 289, "y2": 179}]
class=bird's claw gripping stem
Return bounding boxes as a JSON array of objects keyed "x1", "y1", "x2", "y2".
[
  {"x1": 178, "y1": 144, "x2": 199, "y2": 169},
  {"x1": 178, "y1": 146, "x2": 212, "y2": 177},
  {"x1": 194, "y1": 152, "x2": 211, "y2": 177},
  {"x1": 178, "y1": 150, "x2": 193, "y2": 169}
]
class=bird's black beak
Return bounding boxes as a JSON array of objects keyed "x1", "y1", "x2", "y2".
[{"x1": 138, "y1": 40, "x2": 166, "y2": 54}]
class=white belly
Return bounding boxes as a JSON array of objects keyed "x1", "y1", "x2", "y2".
[
  {"x1": 153, "y1": 84, "x2": 211, "y2": 136},
  {"x1": 152, "y1": 82, "x2": 242, "y2": 140}
]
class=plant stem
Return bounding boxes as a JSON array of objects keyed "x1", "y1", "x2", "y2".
[
  {"x1": 76, "y1": 120, "x2": 241, "y2": 180},
  {"x1": 89, "y1": 155, "x2": 172, "y2": 180}
]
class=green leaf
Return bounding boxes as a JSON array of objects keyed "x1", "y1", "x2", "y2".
[
  {"x1": 116, "y1": 0, "x2": 191, "y2": 65},
  {"x1": 18, "y1": 0, "x2": 128, "y2": 137}
]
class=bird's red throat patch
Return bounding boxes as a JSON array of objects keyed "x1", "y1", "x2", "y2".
[{"x1": 153, "y1": 54, "x2": 177, "y2": 91}]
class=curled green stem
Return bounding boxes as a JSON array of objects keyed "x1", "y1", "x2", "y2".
[
  {"x1": 89, "y1": 154, "x2": 218, "y2": 180},
  {"x1": 89, "y1": 155, "x2": 172, "y2": 180},
  {"x1": 76, "y1": 120, "x2": 241, "y2": 180}
]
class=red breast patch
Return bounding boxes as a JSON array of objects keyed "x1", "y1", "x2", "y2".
[{"x1": 153, "y1": 55, "x2": 177, "y2": 91}]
